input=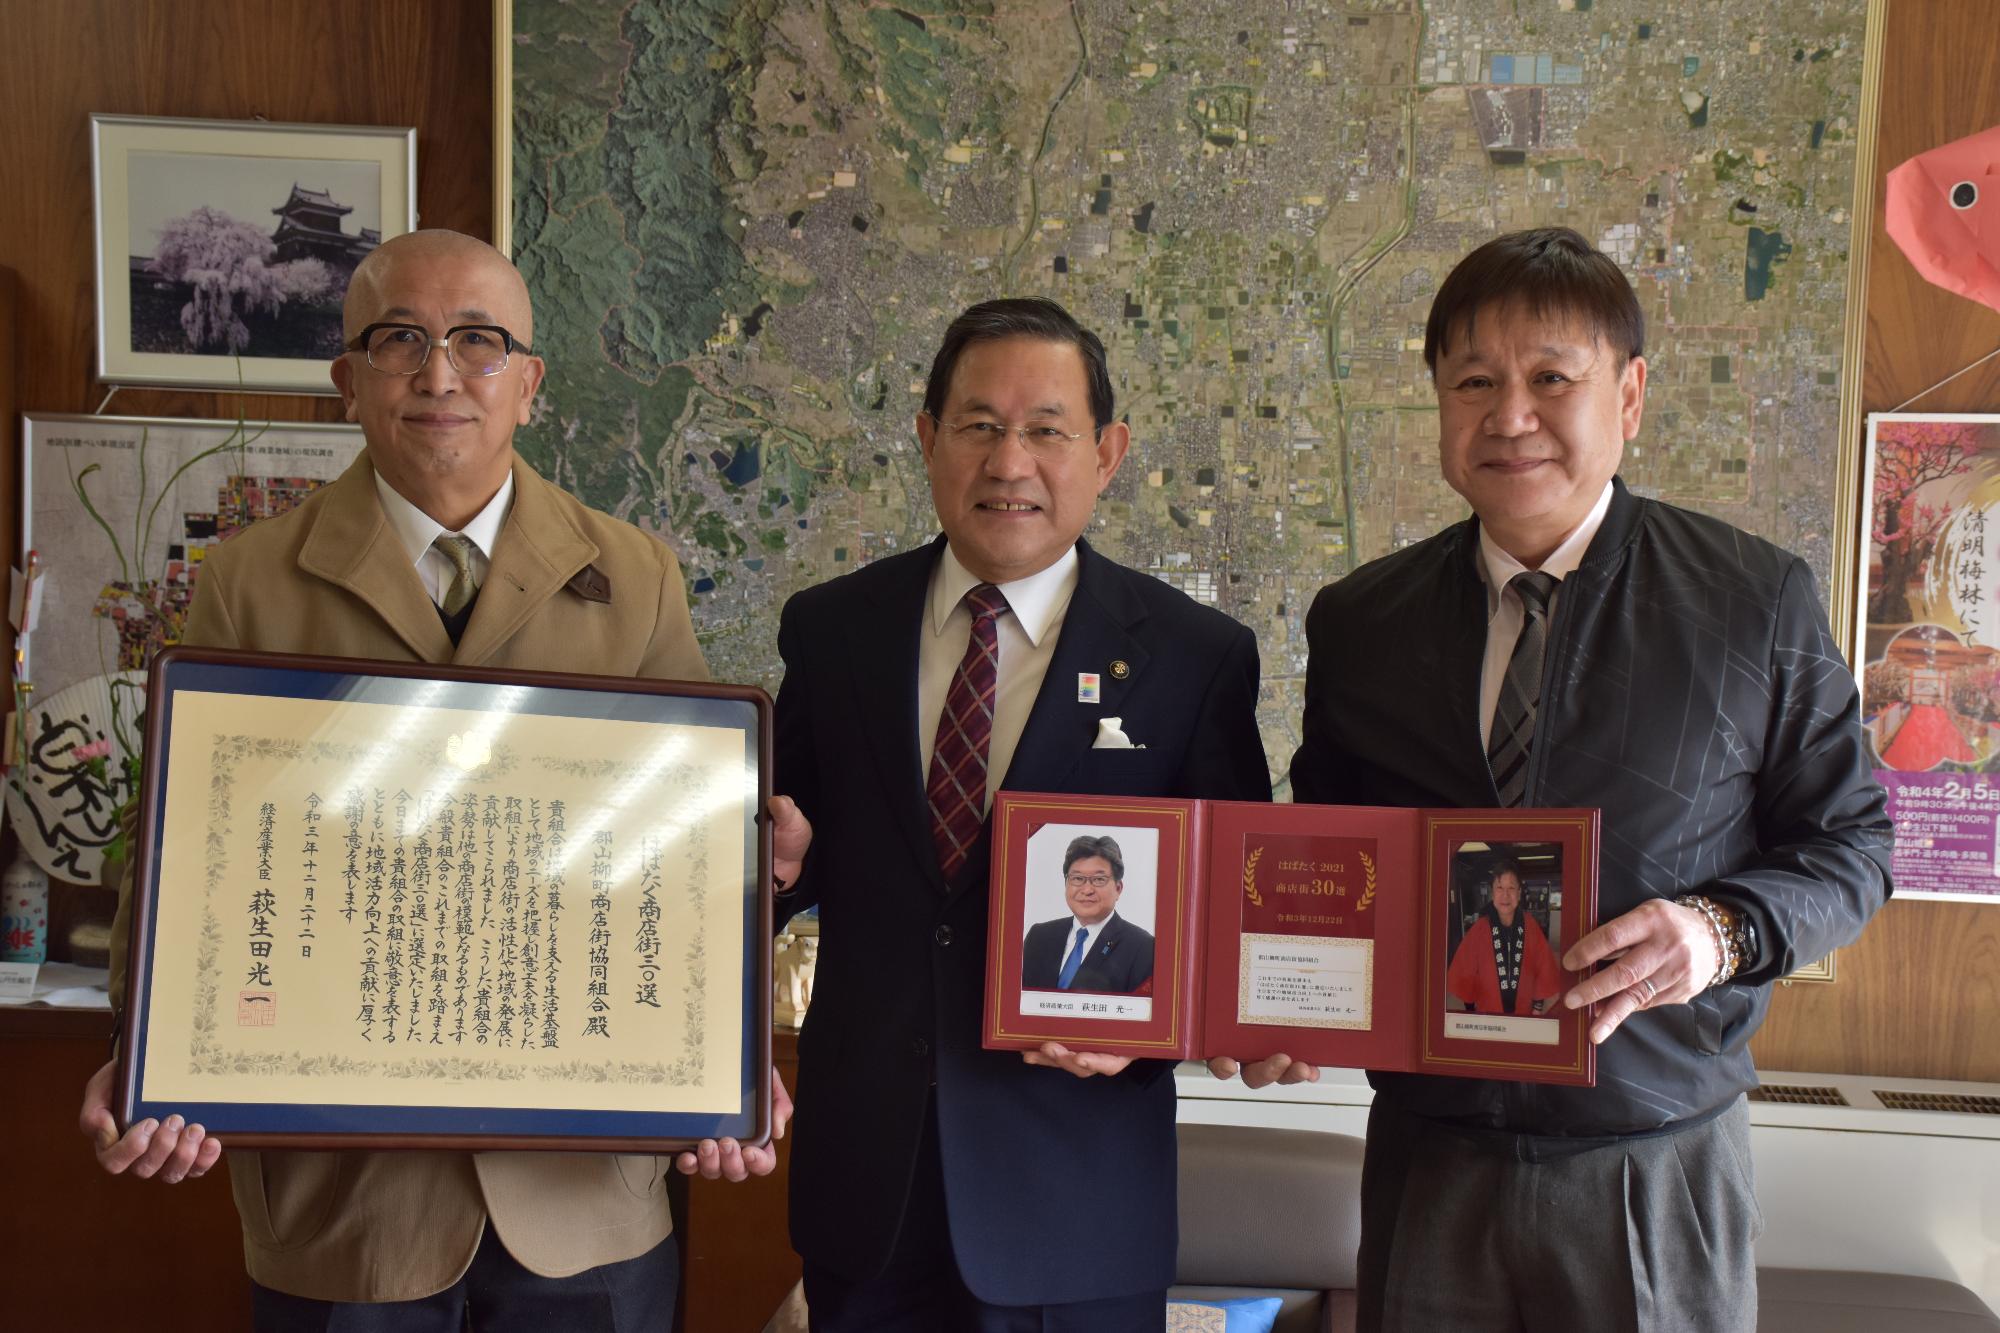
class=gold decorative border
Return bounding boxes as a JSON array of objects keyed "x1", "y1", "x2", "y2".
[
  {"x1": 987, "y1": 798, "x2": 1191, "y2": 1049},
  {"x1": 187, "y1": 731, "x2": 710, "y2": 1086},
  {"x1": 1235, "y1": 933, "x2": 1373, "y2": 1030},
  {"x1": 492, "y1": 0, "x2": 515, "y2": 257},
  {"x1": 1420, "y1": 814, "x2": 1594, "y2": 1076},
  {"x1": 1784, "y1": 952, "x2": 1838, "y2": 985},
  {"x1": 1831, "y1": 0, "x2": 1889, "y2": 664}
]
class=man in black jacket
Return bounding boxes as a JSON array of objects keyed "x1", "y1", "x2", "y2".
[{"x1": 1274, "y1": 228, "x2": 1892, "y2": 1332}]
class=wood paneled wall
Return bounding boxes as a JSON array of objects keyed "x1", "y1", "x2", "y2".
[
  {"x1": 1750, "y1": 0, "x2": 2000, "y2": 1083},
  {"x1": 0, "y1": 0, "x2": 493, "y2": 555},
  {"x1": 1, "y1": 266, "x2": 17, "y2": 567},
  {"x1": 0, "y1": 4, "x2": 492, "y2": 1329},
  {"x1": 1, "y1": 1010, "x2": 252, "y2": 1331},
  {"x1": 0, "y1": 0, "x2": 494, "y2": 946}
]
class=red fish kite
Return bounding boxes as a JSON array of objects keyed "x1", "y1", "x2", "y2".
[{"x1": 1887, "y1": 123, "x2": 2000, "y2": 312}]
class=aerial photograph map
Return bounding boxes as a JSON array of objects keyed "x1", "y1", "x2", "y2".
[{"x1": 509, "y1": 0, "x2": 1869, "y2": 787}]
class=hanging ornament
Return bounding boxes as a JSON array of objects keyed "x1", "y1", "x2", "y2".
[
  {"x1": 3, "y1": 671, "x2": 146, "y2": 884},
  {"x1": 1886, "y1": 122, "x2": 2000, "y2": 313}
]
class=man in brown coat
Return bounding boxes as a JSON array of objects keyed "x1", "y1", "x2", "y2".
[{"x1": 77, "y1": 230, "x2": 801, "y2": 1330}]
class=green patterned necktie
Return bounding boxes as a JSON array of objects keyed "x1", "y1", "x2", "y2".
[{"x1": 432, "y1": 534, "x2": 480, "y2": 617}]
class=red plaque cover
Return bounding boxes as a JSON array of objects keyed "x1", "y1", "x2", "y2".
[{"x1": 983, "y1": 794, "x2": 1599, "y2": 1086}]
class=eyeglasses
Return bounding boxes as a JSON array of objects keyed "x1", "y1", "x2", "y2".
[
  {"x1": 928, "y1": 413, "x2": 1096, "y2": 460},
  {"x1": 347, "y1": 322, "x2": 531, "y2": 377},
  {"x1": 1065, "y1": 872, "x2": 1116, "y2": 889}
]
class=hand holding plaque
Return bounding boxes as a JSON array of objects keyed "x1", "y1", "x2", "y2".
[
  {"x1": 81, "y1": 1058, "x2": 221, "y2": 1182},
  {"x1": 983, "y1": 794, "x2": 1601, "y2": 1085}
]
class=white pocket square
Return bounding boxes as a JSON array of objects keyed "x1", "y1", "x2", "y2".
[{"x1": 1093, "y1": 717, "x2": 1145, "y2": 749}]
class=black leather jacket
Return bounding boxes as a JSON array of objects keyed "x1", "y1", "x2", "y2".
[{"x1": 1291, "y1": 477, "x2": 1893, "y2": 1137}]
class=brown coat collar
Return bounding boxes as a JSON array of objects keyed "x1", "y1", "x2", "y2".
[{"x1": 295, "y1": 452, "x2": 603, "y2": 665}]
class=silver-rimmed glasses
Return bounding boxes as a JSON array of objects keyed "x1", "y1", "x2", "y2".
[{"x1": 347, "y1": 322, "x2": 531, "y2": 377}]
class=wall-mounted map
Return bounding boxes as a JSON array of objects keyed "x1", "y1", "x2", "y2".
[{"x1": 509, "y1": 0, "x2": 1869, "y2": 786}]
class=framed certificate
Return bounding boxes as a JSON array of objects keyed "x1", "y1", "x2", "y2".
[
  {"x1": 984, "y1": 794, "x2": 1599, "y2": 1086},
  {"x1": 116, "y1": 648, "x2": 772, "y2": 1150}
]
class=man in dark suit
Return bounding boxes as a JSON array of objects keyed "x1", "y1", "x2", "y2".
[
  {"x1": 1255, "y1": 228, "x2": 1892, "y2": 1332},
  {"x1": 774, "y1": 298, "x2": 1269, "y2": 1330},
  {"x1": 1020, "y1": 833, "x2": 1155, "y2": 993}
]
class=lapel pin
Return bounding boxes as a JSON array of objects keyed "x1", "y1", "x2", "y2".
[
  {"x1": 1109, "y1": 659, "x2": 1130, "y2": 680},
  {"x1": 1077, "y1": 672, "x2": 1101, "y2": 703}
]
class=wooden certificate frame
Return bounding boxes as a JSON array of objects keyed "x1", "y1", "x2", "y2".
[{"x1": 117, "y1": 648, "x2": 773, "y2": 1151}]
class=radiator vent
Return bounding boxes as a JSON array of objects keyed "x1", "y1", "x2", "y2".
[
  {"x1": 1874, "y1": 1091, "x2": 2000, "y2": 1116},
  {"x1": 1750, "y1": 1084, "x2": 1849, "y2": 1106}
]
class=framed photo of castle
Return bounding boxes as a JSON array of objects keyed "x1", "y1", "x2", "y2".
[{"x1": 91, "y1": 114, "x2": 416, "y2": 394}]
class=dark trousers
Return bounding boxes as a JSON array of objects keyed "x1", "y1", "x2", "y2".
[
  {"x1": 1358, "y1": 1094, "x2": 1761, "y2": 1333},
  {"x1": 803, "y1": 1100, "x2": 1167, "y2": 1332},
  {"x1": 250, "y1": 1226, "x2": 678, "y2": 1333}
]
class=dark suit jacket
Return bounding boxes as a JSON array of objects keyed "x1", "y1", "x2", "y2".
[
  {"x1": 775, "y1": 536, "x2": 1269, "y2": 1306},
  {"x1": 1021, "y1": 913, "x2": 1155, "y2": 993},
  {"x1": 1290, "y1": 476, "x2": 1891, "y2": 1137}
]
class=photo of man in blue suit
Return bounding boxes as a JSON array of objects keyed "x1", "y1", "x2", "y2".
[{"x1": 1020, "y1": 833, "x2": 1155, "y2": 994}]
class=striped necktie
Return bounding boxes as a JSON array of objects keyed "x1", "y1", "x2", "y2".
[
  {"x1": 432, "y1": 534, "x2": 479, "y2": 617},
  {"x1": 1488, "y1": 571, "x2": 1558, "y2": 807},
  {"x1": 926, "y1": 584, "x2": 1010, "y2": 882}
]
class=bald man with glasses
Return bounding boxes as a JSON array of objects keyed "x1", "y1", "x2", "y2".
[{"x1": 80, "y1": 229, "x2": 809, "y2": 1331}]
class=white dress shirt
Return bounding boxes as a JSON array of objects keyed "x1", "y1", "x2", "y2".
[
  {"x1": 1054, "y1": 912, "x2": 1119, "y2": 982},
  {"x1": 373, "y1": 472, "x2": 515, "y2": 609},
  {"x1": 917, "y1": 542, "x2": 1079, "y2": 809},
  {"x1": 1476, "y1": 481, "x2": 1614, "y2": 747}
]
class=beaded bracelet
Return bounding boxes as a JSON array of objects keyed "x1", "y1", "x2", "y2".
[{"x1": 1675, "y1": 894, "x2": 1740, "y2": 987}]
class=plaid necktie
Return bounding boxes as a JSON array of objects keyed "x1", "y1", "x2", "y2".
[
  {"x1": 1488, "y1": 571, "x2": 1559, "y2": 807},
  {"x1": 432, "y1": 534, "x2": 479, "y2": 617},
  {"x1": 927, "y1": 584, "x2": 1010, "y2": 881}
]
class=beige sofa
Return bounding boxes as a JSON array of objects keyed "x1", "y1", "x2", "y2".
[{"x1": 1170, "y1": 1122, "x2": 1363, "y2": 1332}]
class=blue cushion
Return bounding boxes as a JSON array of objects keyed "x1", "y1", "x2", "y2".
[{"x1": 1164, "y1": 1295, "x2": 1284, "y2": 1333}]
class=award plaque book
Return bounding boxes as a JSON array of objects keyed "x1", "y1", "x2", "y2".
[
  {"x1": 117, "y1": 648, "x2": 773, "y2": 1151},
  {"x1": 983, "y1": 794, "x2": 1599, "y2": 1086}
]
